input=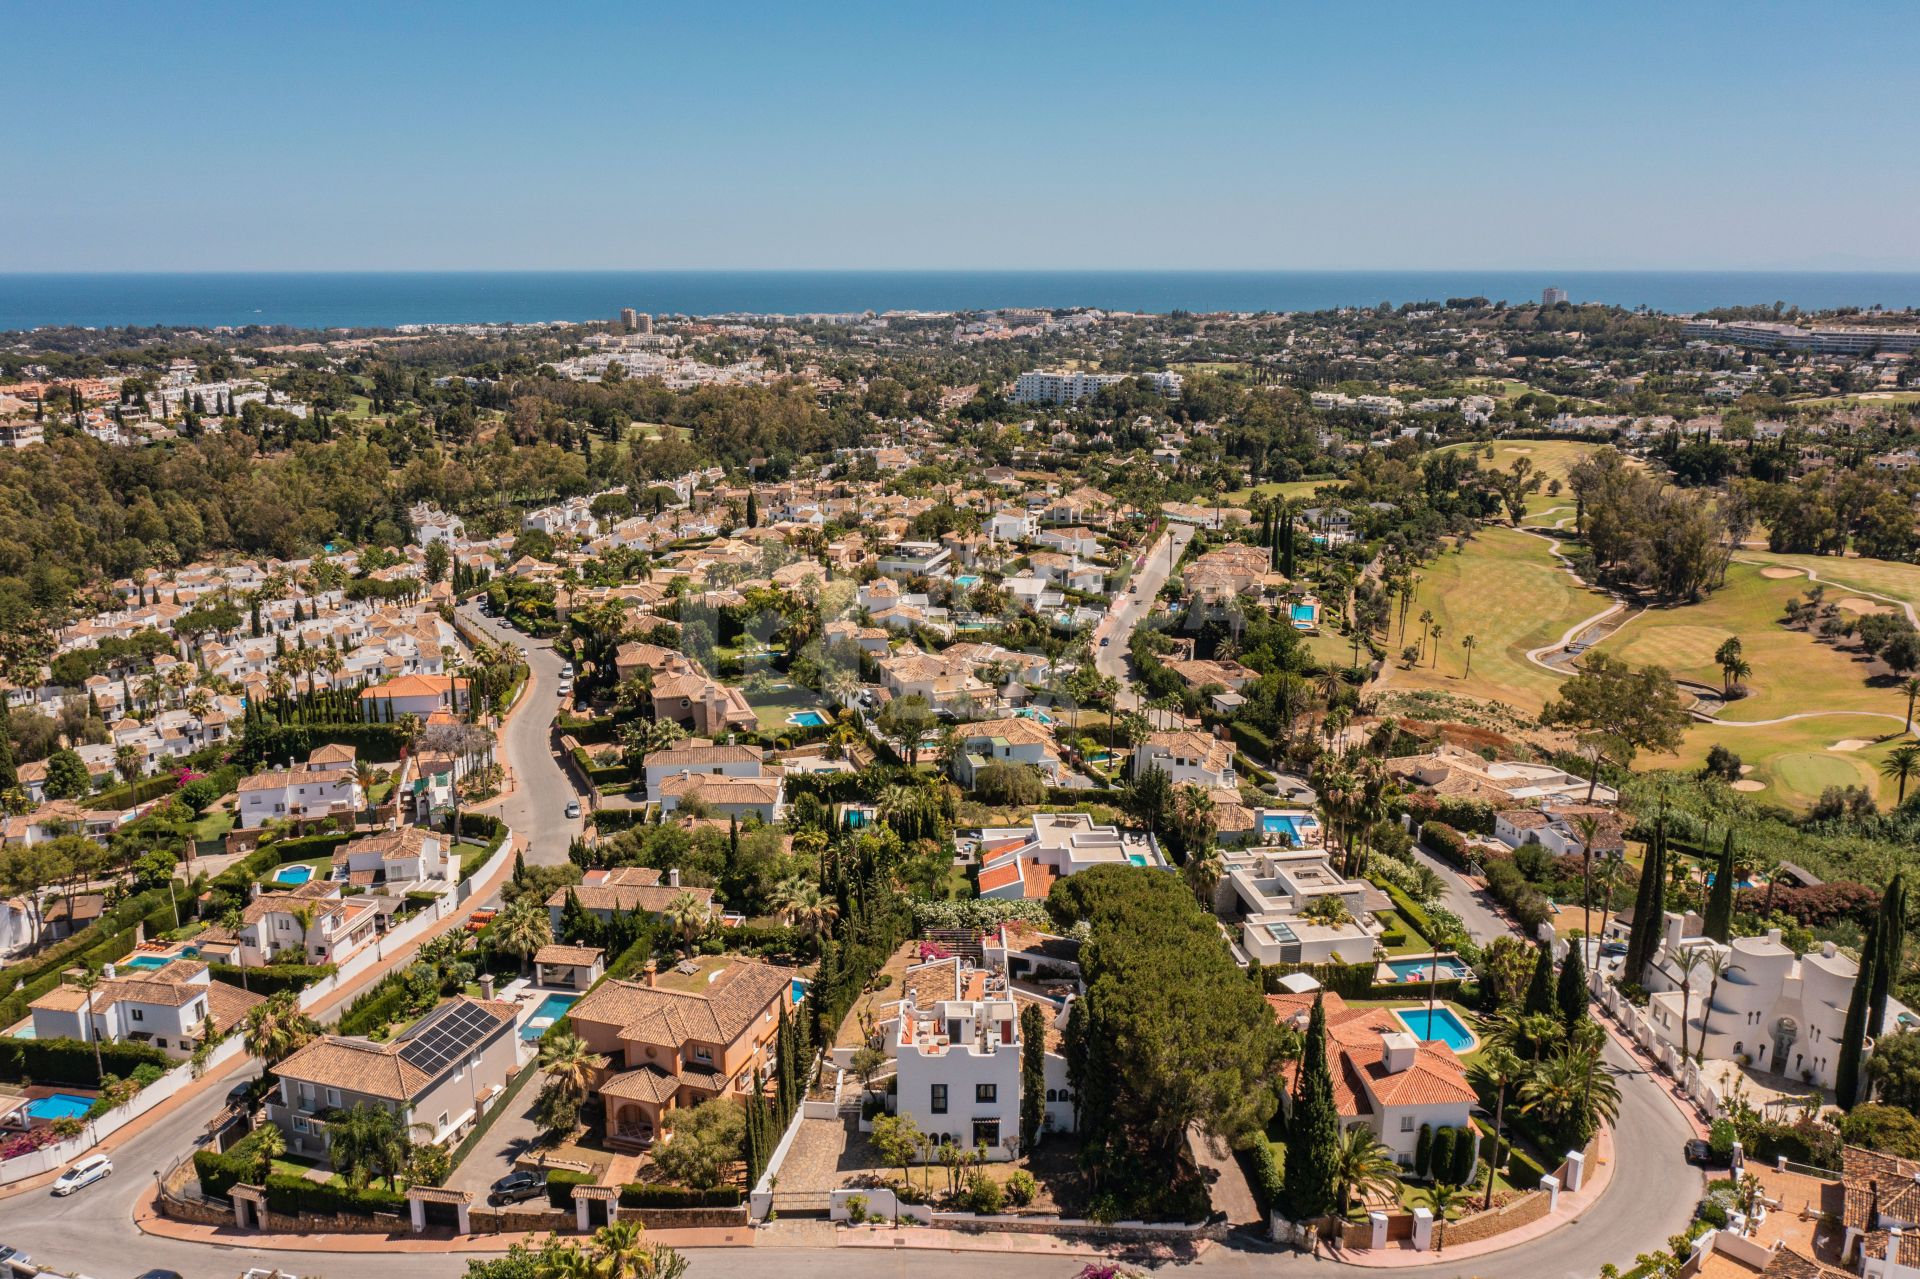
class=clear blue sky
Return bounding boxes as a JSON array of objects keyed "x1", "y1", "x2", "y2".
[{"x1": 5, "y1": 0, "x2": 1918, "y2": 271}]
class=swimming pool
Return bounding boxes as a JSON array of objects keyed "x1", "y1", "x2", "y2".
[
  {"x1": 1385, "y1": 956, "x2": 1471, "y2": 983},
  {"x1": 122, "y1": 955, "x2": 172, "y2": 971},
  {"x1": 1260, "y1": 813, "x2": 1308, "y2": 842},
  {"x1": 273, "y1": 864, "x2": 316, "y2": 885},
  {"x1": 24, "y1": 1093, "x2": 93, "y2": 1122},
  {"x1": 1012, "y1": 707, "x2": 1053, "y2": 725},
  {"x1": 954, "y1": 575, "x2": 981, "y2": 587},
  {"x1": 1290, "y1": 603, "x2": 1318, "y2": 624},
  {"x1": 791, "y1": 978, "x2": 810, "y2": 1004},
  {"x1": 787, "y1": 710, "x2": 828, "y2": 728},
  {"x1": 1394, "y1": 1007, "x2": 1476, "y2": 1052},
  {"x1": 1126, "y1": 853, "x2": 1150, "y2": 868},
  {"x1": 1704, "y1": 872, "x2": 1758, "y2": 889},
  {"x1": 521, "y1": 993, "x2": 578, "y2": 1041}
]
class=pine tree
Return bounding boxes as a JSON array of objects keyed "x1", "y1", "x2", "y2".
[
  {"x1": 1837, "y1": 914, "x2": 1878, "y2": 1110},
  {"x1": 1283, "y1": 993, "x2": 1339, "y2": 1221},
  {"x1": 1703, "y1": 831, "x2": 1735, "y2": 942},
  {"x1": 1524, "y1": 942, "x2": 1556, "y2": 1017},
  {"x1": 1556, "y1": 943, "x2": 1588, "y2": 1032}
]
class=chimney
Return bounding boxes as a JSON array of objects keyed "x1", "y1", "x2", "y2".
[
  {"x1": 644, "y1": 960, "x2": 658, "y2": 988},
  {"x1": 1381, "y1": 1031, "x2": 1418, "y2": 1074},
  {"x1": 668, "y1": 868, "x2": 680, "y2": 888},
  {"x1": 1822, "y1": 940, "x2": 1837, "y2": 959},
  {"x1": 479, "y1": 974, "x2": 495, "y2": 1001},
  {"x1": 102, "y1": 963, "x2": 116, "y2": 981}
]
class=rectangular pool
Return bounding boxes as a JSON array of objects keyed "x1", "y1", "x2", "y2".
[
  {"x1": 122, "y1": 955, "x2": 172, "y2": 971},
  {"x1": 24, "y1": 1093, "x2": 93, "y2": 1122},
  {"x1": 1394, "y1": 1007, "x2": 1476, "y2": 1052},
  {"x1": 1384, "y1": 956, "x2": 1471, "y2": 983},
  {"x1": 521, "y1": 993, "x2": 578, "y2": 1040}
]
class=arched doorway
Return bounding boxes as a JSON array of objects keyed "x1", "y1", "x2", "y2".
[{"x1": 1772, "y1": 1018, "x2": 1797, "y2": 1075}]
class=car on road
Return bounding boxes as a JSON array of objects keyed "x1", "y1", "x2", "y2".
[
  {"x1": 0, "y1": 1247, "x2": 29, "y2": 1269},
  {"x1": 560, "y1": 663, "x2": 574, "y2": 679},
  {"x1": 565, "y1": 799, "x2": 581, "y2": 819},
  {"x1": 134, "y1": 1271, "x2": 185, "y2": 1279},
  {"x1": 1099, "y1": 637, "x2": 1110, "y2": 646},
  {"x1": 1599, "y1": 941, "x2": 1628, "y2": 957},
  {"x1": 490, "y1": 1169, "x2": 549, "y2": 1206},
  {"x1": 557, "y1": 681, "x2": 572, "y2": 697},
  {"x1": 52, "y1": 1154, "x2": 112, "y2": 1195},
  {"x1": 1682, "y1": 1138, "x2": 1722, "y2": 1167}
]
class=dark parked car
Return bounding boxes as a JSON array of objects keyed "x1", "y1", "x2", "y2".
[
  {"x1": 490, "y1": 1169, "x2": 549, "y2": 1206},
  {"x1": 135, "y1": 1271, "x2": 185, "y2": 1279},
  {"x1": 1682, "y1": 1138, "x2": 1720, "y2": 1166}
]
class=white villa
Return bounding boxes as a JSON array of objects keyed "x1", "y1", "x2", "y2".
[
  {"x1": 1220, "y1": 846, "x2": 1386, "y2": 965},
  {"x1": 29, "y1": 958, "x2": 261, "y2": 1058},
  {"x1": 975, "y1": 812, "x2": 1164, "y2": 900}
]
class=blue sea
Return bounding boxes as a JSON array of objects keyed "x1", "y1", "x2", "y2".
[{"x1": 3, "y1": 271, "x2": 1920, "y2": 332}]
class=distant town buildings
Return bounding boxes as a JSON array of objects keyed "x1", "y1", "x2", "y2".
[
  {"x1": 1542, "y1": 286, "x2": 1569, "y2": 306},
  {"x1": 1681, "y1": 318, "x2": 1920, "y2": 354}
]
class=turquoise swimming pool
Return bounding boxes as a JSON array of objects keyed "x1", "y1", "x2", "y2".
[
  {"x1": 24, "y1": 1093, "x2": 93, "y2": 1121},
  {"x1": 1290, "y1": 603, "x2": 1318, "y2": 624},
  {"x1": 521, "y1": 993, "x2": 578, "y2": 1040},
  {"x1": 787, "y1": 710, "x2": 828, "y2": 728},
  {"x1": 1260, "y1": 813, "x2": 1308, "y2": 841},
  {"x1": 1385, "y1": 956, "x2": 1471, "y2": 983},
  {"x1": 1394, "y1": 1007, "x2": 1476, "y2": 1052},
  {"x1": 123, "y1": 955, "x2": 172, "y2": 971},
  {"x1": 954, "y1": 575, "x2": 981, "y2": 587},
  {"x1": 1013, "y1": 707, "x2": 1053, "y2": 725},
  {"x1": 1126, "y1": 853, "x2": 1149, "y2": 867},
  {"x1": 273, "y1": 864, "x2": 316, "y2": 885}
]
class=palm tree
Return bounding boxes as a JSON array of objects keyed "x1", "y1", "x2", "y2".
[
  {"x1": 72, "y1": 967, "x2": 104, "y2": 1082},
  {"x1": 1331, "y1": 1125, "x2": 1403, "y2": 1215},
  {"x1": 1421, "y1": 1180, "x2": 1468, "y2": 1222},
  {"x1": 325, "y1": 1102, "x2": 417, "y2": 1189},
  {"x1": 538, "y1": 1032, "x2": 607, "y2": 1103},
  {"x1": 1571, "y1": 813, "x2": 1602, "y2": 944},
  {"x1": 1715, "y1": 637, "x2": 1746, "y2": 698},
  {"x1": 1882, "y1": 743, "x2": 1920, "y2": 805},
  {"x1": 664, "y1": 891, "x2": 708, "y2": 959},
  {"x1": 1429, "y1": 623, "x2": 1444, "y2": 668},
  {"x1": 1520, "y1": 1047, "x2": 1621, "y2": 1148},
  {"x1": 770, "y1": 876, "x2": 837, "y2": 942},
  {"x1": 1901, "y1": 676, "x2": 1920, "y2": 733},
  {"x1": 490, "y1": 898, "x2": 552, "y2": 974},
  {"x1": 1692, "y1": 950, "x2": 1735, "y2": 1063},
  {"x1": 249, "y1": 1120, "x2": 286, "y2": 1179},
  {"x1": 1184, "y1": 842, "x2": 1225, "y2": 908},
  {"x1": 1470, "y1": 1044, "x2": 1524, "y2": 1211},
  {"x1": 1723, "y1": 657, "x2": 1752, "y2": 697},
  {"x1": 1460, "y1": 633, "x2": 1478, "y2": 677},
  {"x1": 242, "y1": 991, "x2": 320, "y2": 1065},
  {"x1": 1659, "y1": 943, "x2": 1697, "y2": 1057},
  {"x1": 1594, "y1": 856, "x2": 1627, "y2": 944}
]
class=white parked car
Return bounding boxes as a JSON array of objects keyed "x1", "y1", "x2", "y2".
[
  {"x1": 560, "y1": 663, "x2": 574, "y2": 679},
  {"x1": 564, "y1": 799, "x2": 581, "y2": 819},
  {"x1": 52, "y1": 1153, "x2": 111, "y2": 1195}
]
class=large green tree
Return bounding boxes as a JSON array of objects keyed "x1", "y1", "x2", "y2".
[
  {"x1": 1541, "y1": 652, "x2": 1688, "y2": 803},
  {"x1": 1283, "y1": 993, "x2": 1339, "y2": 1222}
]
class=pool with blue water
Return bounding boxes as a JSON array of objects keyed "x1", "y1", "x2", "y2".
[
  {"x1": 1393, "y1": 1007, "x2": 1476, "y2": 1052},
  {"x1": 521, "y1": 993, "x2": 578, "y2": 1040},
  {"x1": 24, "y1": 1093, "x2": 93, "y2": 1121}
]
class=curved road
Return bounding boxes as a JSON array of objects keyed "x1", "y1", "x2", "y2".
[
  {"x1": 1095, "y1": 523, "x2": 1194, "y2": 720},
  {"x1": 0, "y1": 592, "x2": 1694, "y2": 1278}
]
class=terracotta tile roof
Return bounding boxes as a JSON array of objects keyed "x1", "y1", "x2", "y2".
[
  {"x1": 204, "y1": 979, "x2": 267, "y2": 1033},
  {"x1": 333, "y1": 825, "x2": 440, "y2": 864},
  {"x1": 1844, "y1": 1144, "x2": 1920, "y2": 1231},
  {"x1": 1269, "y1": 992, "x2": 1476, "y2": 1115},
  {"x1": 643, "y1": 740, "x2": 764, "y2": 769},
  {"x1": 570, "y1": 959, "x2": 791, "y2": 1052},
  {"x1": 977, "y1": 860, "x2": 1025, "y2": 894},
  {"x1": 547, "y1": 882, "x2": 713, "y2": 916},
  {"x1": 273, "y1": 996, "x2": 514, "y2": 1100},
  {"x1": 656, "y1": 774, "x2": 780, "y2": 805},
  {"x1": 535, "y1": 944, "x2": 605, "y2": 967}
]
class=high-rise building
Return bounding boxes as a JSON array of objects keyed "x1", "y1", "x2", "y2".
[
  {"x1": 1012, "y1": 369, "x2": 1182, "y2": 406},
  {"x1": 1542, "y1": 286, "x2": 1569, "y2": 306},
  {"x1": 635, "y1": 312, "x2": 653, "y2": 335},
  {"x1": 619, "y1": 307, "x2": 639, "y2": 331}
]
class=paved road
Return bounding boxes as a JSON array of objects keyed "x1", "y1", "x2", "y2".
[
  {"x1": 456, "y1": 598, "x2": 585, "y2": 869},
  {"x1": 1095, "y1": 523, "x2": 1194, "y2": 717}
]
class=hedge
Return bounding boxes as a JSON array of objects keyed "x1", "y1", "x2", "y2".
[
  {"x1": 1373, "y1": 879, "x2": 1439, "y2": 944},
  {"x1": 546, "y1": 1168, "x2": 594, "y2": 1208},
  {"x1": 618, "y1": 1184, "x2": 742, "y2": 1208},
  {"x1": 336, "y1": 973, "x2": 412, "y2": 1037},
  {"x1": 208, "y1": 961, "x2": 334, "y2": 996},
  {"x1": 0, "y1": 885, "x2": 182, "y2": 1031},
  {"x1": 1420, "y1": 821, "x2": 1468, "y2": 864},
  {"x1": 239, "y1": 721, "x2": 412, "y2": 765},
  {"x1": 1261, "y1": 960, "x2": 1463, "y2": 1005},
  {"x1": 84, "y1": 771, "x2": 182, "y2": 811},
  {"x1": 0, "y1": 1035, "x2": 169, "y2": 1086},
  {"x1": 1227, "y1": 721, "x2": 1275, "y2": 759},
  {"x1": 264, "y1": 1173, "x2": 407, "y2": 1218},
  {"x1": 1044, "y1": 786, "x2": 1123, "y2": 807},
  {"x1": 1240, "y1": 1139, "x2": 1284, "y2": 1217},
  {"x1": 589, "y1": 807, "x2": 647, "y2": 833}
]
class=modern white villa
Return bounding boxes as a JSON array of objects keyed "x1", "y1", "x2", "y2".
[
  {"x1": 1218, "y1": 845, "x2": 1386, "y2": 965},
  {"x1": 975, "y1": 812, "x2": 1165, "y2": 900}
]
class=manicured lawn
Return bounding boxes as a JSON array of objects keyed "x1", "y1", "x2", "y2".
[
  {"x1": 191, "y1": 808, "x2": 235, "y2": 842},
  {"x1": 258, "y1": 854, "x2": 334, "y2": 889},
  {"x1": 1594, "y1": 562, "x2": 1890, "y2": 723},
  {"x1": 742, "y1": 689, "x2": 830, "y2": 736},
  {"x1": 1733, "y1": 550, "x2": 1920, "y2": 618},
  {"x1": 1385, "y1": 526, "x2": 1614, "y2": 715},
  {"x1": 453, "y1": 841, "x2": 491, "y2": 878},
  {"x1": 1221, "y1": 478, "x2": 1337, "y2": 507},
  {"x1": 1374, "y1": 910, "x2": 1425, "y2": 955},
  {"x1": 1643, "y1": 714, "x2": 1911, "y2": 810}
]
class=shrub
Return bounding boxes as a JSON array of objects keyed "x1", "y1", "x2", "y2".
[
  {"x1": 1242, "y1": 1140, "x2": 1284, "y2": 1215},
  {"x1": 207, "y1": 962, "x2": 334, "y2": 996},
  {"x1": 1430, "y1": 1126, "x2": 1456, "y2": 1181},
  {"x1": 965, "y1": 1171, "x2": 1005, "y2": 1214},
  {"x1": 546, "y1": 1168, "x2": 594, "y2": 1208},
  {"x1": 264, "y1": 1173, "x2": 407, "y2": 1218},
  {"x1": 1420, "y1": 821, "x2": 1468, "y2": 863},
  {"x1": 844, "y1": 1193, "x2": 868, "y2": 1224},
  {"x1": 617, "y1": 1184, "x2": 742, "y2": 1209},
  {"x1": 0, "y1": 1035, "x2": 168, "y2": 1086},
  {"x1": 1006, "y1": 1169, "x2": 1038, "y2": 1207}
]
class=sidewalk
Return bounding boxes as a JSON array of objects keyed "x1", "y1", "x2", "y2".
[
  {"x1": 1329, "y1": 1123, "x2": 1617, "y2": 1268},
  {"x1": 1597, "y1": 1005, "x2": 1714, "y2": 1141},
  {"x1": 135, "y1": 1183, "x2": 1214, "y2": 1260}
]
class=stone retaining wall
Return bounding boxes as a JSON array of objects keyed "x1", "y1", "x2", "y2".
[
  {"x1": 931, "y1": 1215, "x2": 1228, "y2": 1244},
  {"x1": 1439, "y1": 1189, "x2": 1549, "y2": 1247}
]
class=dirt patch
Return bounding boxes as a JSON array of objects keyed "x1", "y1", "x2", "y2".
[
  {"x1": 1758, "y1": 567, "x2": 1803, "y2": 580},
  {"x1": 1731, "y1": 779, "x2": 1767, "y2": 792},
  {"x1": 1837, "y1": 598, "x2": 1893, "y2": 615},
  {"x1": 1828, "y1": 739, "x2": 1873, "y2": 751}
]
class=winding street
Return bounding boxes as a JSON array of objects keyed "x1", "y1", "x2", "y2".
[
  {"x1": 1096, "y1": 522, "x2": 1195, "y2": 723},
  {"x1": 0, "y1": 591, "x2": 1697, "y2": 1278}
]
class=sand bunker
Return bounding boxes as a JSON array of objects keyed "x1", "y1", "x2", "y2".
[
  {"x1": 1828, "y1": 739, "x2": 1873, "y2": 751},
  {"x1": 1758, "y1": 567, "x2": 1802, "y2": 580},
  {"x1": 1739, "y1": 764, "x2": 1755, "y2": 775},
  {"x1": 1837, "y1": 598, "x2": 1893, "y2": 614},
  {"x1": 1730, "y1": 779, "x2": 1767, "y2": 792}
]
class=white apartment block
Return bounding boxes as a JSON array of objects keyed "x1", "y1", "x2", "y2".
[{"x1": 1012, "y1": 370, "x2": 1182, "y2": 406}]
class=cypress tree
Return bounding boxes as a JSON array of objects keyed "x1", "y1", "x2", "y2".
[
  {"x1": 0, "y1": 728, "x2": 16, "y2": 793},
  {"x1": 775, "y1": 1003, "x2": 796, "y2": 1121},
  {"x1": 1524, "y1": 942, "x2": 1556, "y2": 1017},
  {"x1": 1870, "y1": 873, "x2": 1908, "y2": 1042},
  {"x1": 1020, "y1": 1002, "x2": 1046, "y2": 1151},
  {"x1": 1449, "y1": 1123, "x2": 1477, "y2": 1187},
  {"x1": 1430, "y1": 1126, "x2": 1457, "y2": 1184},
  {"x1": 1703, "y1": 832, "x2": 1735, "y2": 942},
  {"x1": 1414, "y1": 1123, "x2": 1433, "y2": 1178},
  {"x1": 1626, "y1": 820, "x2": 1666, "y2": 987},
  {"x1": 1556, "y1": 943, "x2": 1588, "y2": 1032},
  {"x1": 1283, "y1": 993, "x2": 1339, "y2": 1221},
  {"x1": 1837, "y1": 915, "x2": 1878, "y2": 1110}
]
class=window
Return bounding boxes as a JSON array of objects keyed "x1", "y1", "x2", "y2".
[
  {"x1": 130, "y1": 1008, "x2": 145, "y2": 1022},
  {"x1": 1401, "y1": 1115, "x2": 1416, "y2": 1133},
  {"x1": 1045, "y1": 1089, "x2": 1057, "y2": 1102},
  {"x1": 930, "y1": 1084, "x2": 948, "y2": 1114},
  {"x1": 437, "y1": 1112, "x2": 449, "y2": 1132},
  {"x1": 975, "y1": 1084, "x2": 997, "y2": 1104},
  {"x1": 326, "y1": 1089, "x2": 342, "y2": 1108},
  {"x1": 293, "y1": 1116, "x2": 309, "y2": 1134}
]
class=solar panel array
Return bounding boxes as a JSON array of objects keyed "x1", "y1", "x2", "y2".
[{"x1": 397, "y1": 1001, "x2": 498, "y2": 1076}]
